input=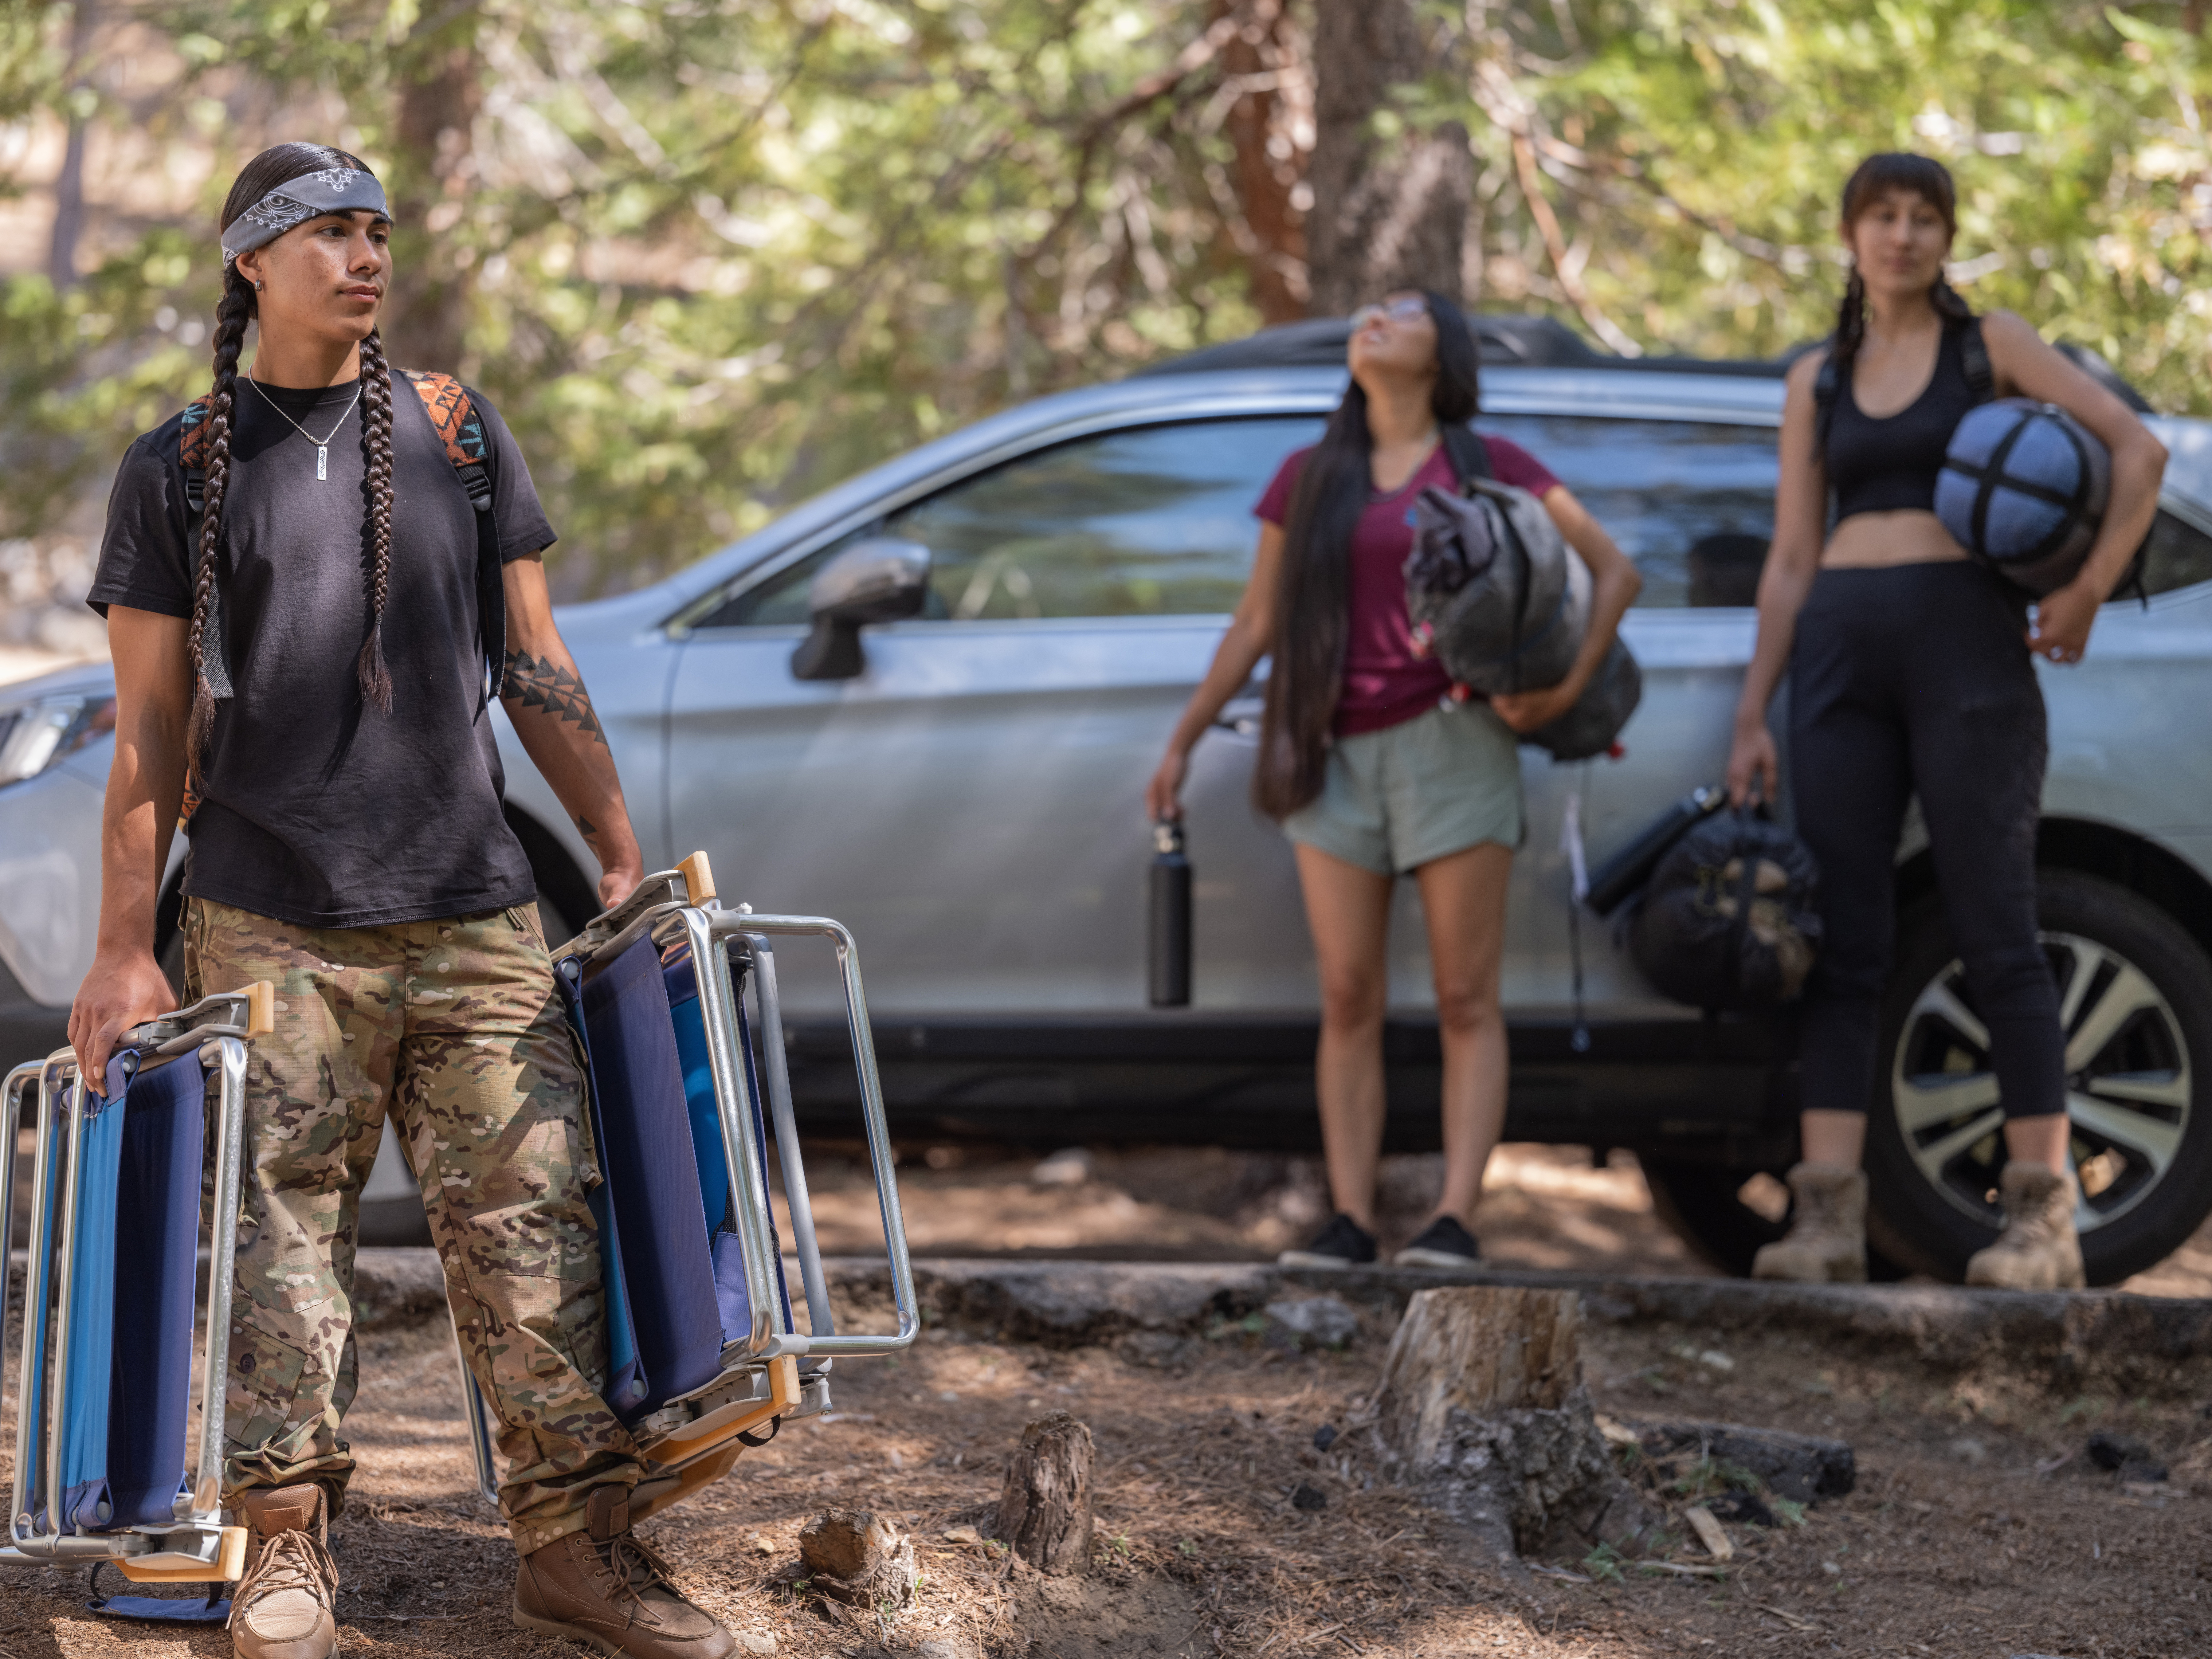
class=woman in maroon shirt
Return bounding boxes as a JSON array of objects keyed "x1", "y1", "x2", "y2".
[{"x1": 1146, "y1": 292, "x2": 1640, "y2": 1268}]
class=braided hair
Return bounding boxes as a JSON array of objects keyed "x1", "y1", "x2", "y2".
[
  {"x1": 1828, "y1": 152, "x2": 1974, "y2": 422},
  {"x1": 189, "y1": 142, "x2": 395, "y2": 757}
]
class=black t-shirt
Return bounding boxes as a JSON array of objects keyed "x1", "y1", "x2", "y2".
[{"x1": 89, "y1": 374, "x2": 555, "y2": 929}]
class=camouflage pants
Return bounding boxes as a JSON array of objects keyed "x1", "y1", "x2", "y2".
[{"x1": 184, "y1": 897, "x2": 641, "y2": 1553}]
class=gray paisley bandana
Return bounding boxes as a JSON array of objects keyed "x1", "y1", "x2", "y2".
[{"x1": 220, "y1": 168, "x2": 392, "y2": 266}]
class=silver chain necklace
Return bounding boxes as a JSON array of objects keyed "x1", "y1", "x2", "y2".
[{"x1": 248, "y1": 372, "x2": 364, "y2": 481}]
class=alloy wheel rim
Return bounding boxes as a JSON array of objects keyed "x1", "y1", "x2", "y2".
[{"x1": 1888, "y1": 931, "x2": 2192, "y2": 1233}]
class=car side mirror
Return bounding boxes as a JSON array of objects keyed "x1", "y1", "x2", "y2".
[{"x1": 790, "y1": 539, "x2": 932, "y2": 681}]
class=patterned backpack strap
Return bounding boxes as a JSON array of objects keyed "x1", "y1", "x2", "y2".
[
  {"x1": 400, "y1": 368, "x2": 508, "y2": 707},
  {"x1": 403, "y1": 370, "x2": 494, "y2": 512},
  {"x1": 178, "y1": 394, "x2": 214, "y2": 515}
]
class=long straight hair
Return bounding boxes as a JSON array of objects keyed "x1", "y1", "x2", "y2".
[
  {"x1": 1251, "y1": 292, "x2": 1481, "y2": 819},
  {"x1": 1827, "y1": 152, "x2": 1974, "y2": 424},
  {"x1": 187, "y1": 142, "x2": 395, "y2": 761}
]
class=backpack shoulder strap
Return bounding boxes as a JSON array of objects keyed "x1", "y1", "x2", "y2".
[
  {"x1": 1959, "y1": 315, "x2": 1994, "y2": 406},
  {"x1": 402, "y1": 370, "x2": 496, "y2": 511},
  {"x1": 178, "y1": 395, "x2": 214, "y2": 516},
  {"x1": 1440, "y1": 423, "x2": 1494, "y2": 492},
  {"x1": 401, "y1": 370, "x2": 508, "y2": 706}
]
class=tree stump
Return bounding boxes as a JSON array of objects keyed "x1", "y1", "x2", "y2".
[
  {"x1": 994, "y1": 1410, "x2": 1094, "y2": 1574},
  {"x1": 1375, "y1": 1287, "x2": 1660, "y2": 1576},
  {"x1": 798, "y1": 1508, "x2": 916, "y2": 1609}
]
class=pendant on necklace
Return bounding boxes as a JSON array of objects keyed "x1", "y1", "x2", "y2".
[{"x1": 316, "y1": 445, "x2": 328, "y2": 481}]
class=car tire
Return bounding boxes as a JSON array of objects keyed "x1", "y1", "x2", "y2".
[
  {"x1": 1863, "y1": 870, "x2": 2212, "y2": 1286},
  {"x1": 1637, "y1": 1157, "x2": 1792, "y2": 1277}
]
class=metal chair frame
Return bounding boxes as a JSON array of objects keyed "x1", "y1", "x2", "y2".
[
  {"x1": 0, "y1": 983, "x2": 272, "y2": 1583},
  {"x1": 455, "y1": 860, "x2": 916, "y2": 1521}
]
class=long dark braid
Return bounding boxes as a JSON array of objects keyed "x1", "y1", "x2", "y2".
[
  {"x1": 355, "y1": 328, "x2": 396, "y2": 712},
  {"x1": 185, "y1": 266, "x2": 257, "y2": 761}
]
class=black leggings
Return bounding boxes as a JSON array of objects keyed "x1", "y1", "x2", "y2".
[{"x1": 1788, "y1": 562, "x2": 2063, "y2": 1120}]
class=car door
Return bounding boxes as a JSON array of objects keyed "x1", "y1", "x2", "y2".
[
  {"x1": 665, "y1": 414, "x2": 1324, "y2": 1020},
  {"x1": 1471, "y1": 409, "x2": 1781, "y2": 1021}
]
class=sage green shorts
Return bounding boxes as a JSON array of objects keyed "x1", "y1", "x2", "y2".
[{"x1": 1282, "y1": 700, "x2": 1524, "y2": 876}]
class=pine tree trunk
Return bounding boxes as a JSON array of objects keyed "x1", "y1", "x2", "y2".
[
  {"x1": 382, "y1": 26, "x2": 485, "y2": 372},
  {"x1": 994, "y1": 1410, "x2": 1094, "y2": 1575},
  {"x1": 1212, "y1": 0, "x2": 1308, "y2": 324},
  {"x1": 1305, "y1": 0, "x2": 1472, "y2": 315}
]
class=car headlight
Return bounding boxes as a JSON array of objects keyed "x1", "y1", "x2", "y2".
[{"x1": 0, "y1": 693, "x2": 117, "y2": 787}]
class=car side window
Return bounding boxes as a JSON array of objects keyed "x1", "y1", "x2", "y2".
[
  {"x1": 2133, "y1": 507, "x2": 2212, "y2": 598},
  {"x1": 702, "y1": 416, "x2": 1328, "y2": 626},
  {"x1": 1476, "y1": 414, "x2": 1780, "y2": 608}
]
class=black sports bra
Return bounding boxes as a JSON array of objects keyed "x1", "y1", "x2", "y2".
[{"x1": 1823, "y1": 319, "x2": 1981, "y2": 522}]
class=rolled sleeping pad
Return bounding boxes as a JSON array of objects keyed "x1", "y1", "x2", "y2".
[
  {"x1": 1935, "y1": 397, "x2": 2111, "y2": 597},
  {"x1": 1407, "y1": 482, "x2": 1586, "y2": 697}
]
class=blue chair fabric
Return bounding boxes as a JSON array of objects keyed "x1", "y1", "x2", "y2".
[
  {"x1": 567, "y1": 939, "x2": 724, "y2": 1419},
  {"x1": 662, "y1": 948, "x2": 794, "y2": 1349},
  {"x1": 39, "y1": 1051, "x2": 201, "y2": 1535}
]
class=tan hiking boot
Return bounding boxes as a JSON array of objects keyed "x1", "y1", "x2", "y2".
[
  {"x1": 1750, "y1": 1163, "x2": 1868, "y2": 1283},
  {"x1": 229, "y1": 1483, "x2": 339, "y2": 1659},
  {"x1": 1965, "y1": 1162, "x2": 2087, "y2": 1290},
  {"x1": 514, "y1": 1488, "x2": 735, "y2": 1659}
]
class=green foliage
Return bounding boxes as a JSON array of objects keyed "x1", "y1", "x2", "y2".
[
  {"x1": 4, "y1": 0, "x2": 2209, "y2": 598},
  {"x1": 1475, "y1": 0, "x2": 2212, "y2": 410},
  {"x1": 1581, "y1": 1540, "x2": 1626, "y2": 1582}
]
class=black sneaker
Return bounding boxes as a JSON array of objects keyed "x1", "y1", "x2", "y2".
[
  {"x1": 1278, "y1": 1212, "x2": 1378, "y2": 1269},
  {"x1": 1393, "y1": 1215, "x2": 1481, "y2": 1270}
]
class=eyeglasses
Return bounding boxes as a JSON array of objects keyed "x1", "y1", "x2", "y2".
[{"x1": 1350, "y1": 296, "x2": 1431, "y2": 330}]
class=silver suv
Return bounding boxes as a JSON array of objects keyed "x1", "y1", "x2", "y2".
[{"x1": 6, "y1": 316, "x2": 2211, "y2": 1283}]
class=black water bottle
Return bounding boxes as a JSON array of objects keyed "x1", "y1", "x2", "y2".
[{"x1": 1148, "y1": 820, "x2": 1192, "y2": 1007}]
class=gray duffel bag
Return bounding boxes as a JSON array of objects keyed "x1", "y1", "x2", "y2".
[{"x1": 1406, "y1": 475, "x2": 1641, "y2": 759}]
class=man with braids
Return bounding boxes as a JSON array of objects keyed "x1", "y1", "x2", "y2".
[{"x1": 74, "y1": 143, "x2": 736, "y2": 1659}]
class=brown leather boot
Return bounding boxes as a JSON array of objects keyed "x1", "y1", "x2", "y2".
[
  {"x1": 514, "y1": 1488, "x2": 735, "y2": 1659},
  {"x1": 229, "y1": 1483, "x2": 339, "y2": 1659},
  {"x1": 1750, "y1": 1163, "x2": 1868, "y2": 1283},
  {"x1": 1965, "y1": 1162, "x2": 2088, "y2": 1290}
]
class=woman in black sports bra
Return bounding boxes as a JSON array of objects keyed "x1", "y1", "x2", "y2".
[{"x1": 1725, "y1": 152, "x2": 2167, "y2": 1290}]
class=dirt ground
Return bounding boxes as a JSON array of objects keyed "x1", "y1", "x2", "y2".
[
  {"x1": 5, "y1": 1147, "x2": 2211, "y2": 1659},
  {"x1": 787, "y1": 1142, "x2": 2212, "y2": 1299}
]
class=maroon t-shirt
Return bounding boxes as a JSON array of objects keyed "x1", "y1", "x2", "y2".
[{"x1": 1255, "y1": 435, "x2": 1562, "y2": 736}]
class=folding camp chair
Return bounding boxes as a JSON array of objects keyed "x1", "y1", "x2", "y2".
[
  {"x1": 1, "y1": 981, "x2": 274, "y2": 1614},
  {"x1": 453, "y1": 854, "x2": 916, "y2": 1521}
]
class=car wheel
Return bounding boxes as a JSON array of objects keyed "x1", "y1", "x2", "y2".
[
  {"x1": 1863, "y1": 871, "x2": 2212, "y2": 1286},
  {"x1": 1637, "y1": 1157, "x2": 1792, "y2": 1276}
]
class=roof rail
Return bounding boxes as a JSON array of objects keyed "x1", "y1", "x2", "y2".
[
  {"x1": 1133, "y1": 312, "x2": 1786, "y2": 380},
  {"x1": 1134, "y1": 312, "x2": 2157, "y2": 410}
]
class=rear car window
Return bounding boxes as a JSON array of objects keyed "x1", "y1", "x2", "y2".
[
  {"x1": 2134, "y1": 507, "x2": 2212, "y2": 598},
  {"x1": 1475, "y1": 414, "x2": 1779, "y2": 608}
]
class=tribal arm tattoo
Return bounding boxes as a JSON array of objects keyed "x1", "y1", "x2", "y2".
[
  {"x1": 501, "y1": 554, "x2": 642, "y2": 908},
  {"x1": 502, "y1": 649, "x2": 607, "y2": 746}
]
